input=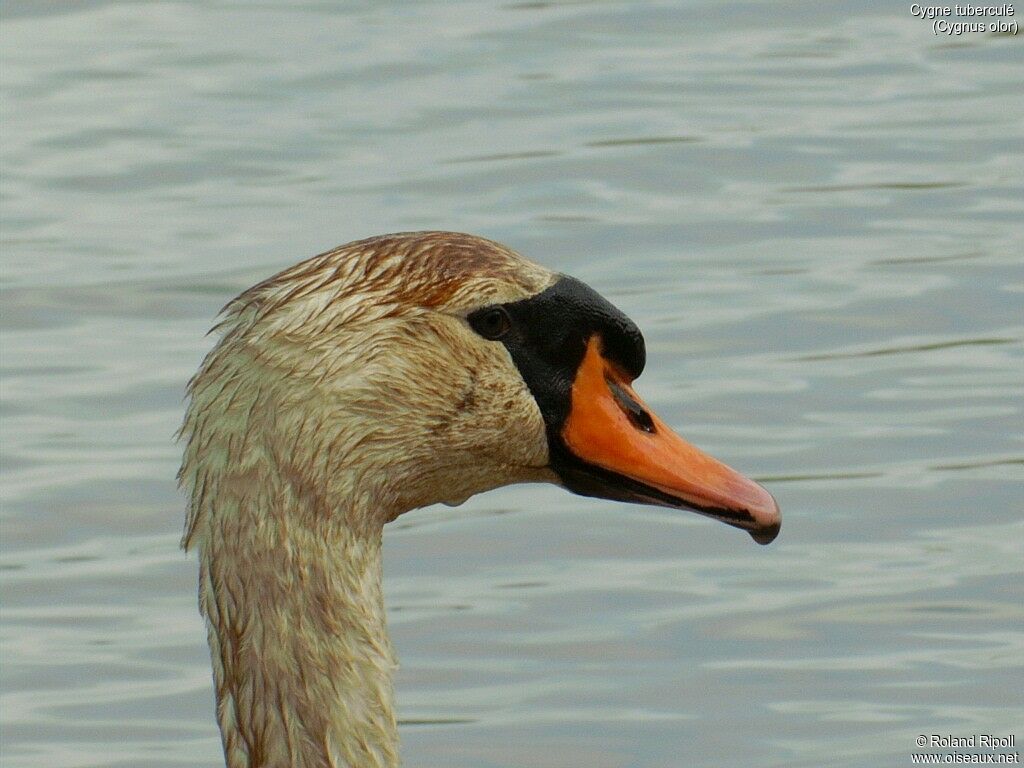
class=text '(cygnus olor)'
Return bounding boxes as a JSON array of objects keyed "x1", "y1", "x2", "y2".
[{"x1": 179, "y1": 231, "x2": 780, "y2": 768}]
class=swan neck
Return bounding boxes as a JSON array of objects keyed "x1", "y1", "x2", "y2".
[{"x1": 198, "y1": 500, "x2": 399, "y2": 768}]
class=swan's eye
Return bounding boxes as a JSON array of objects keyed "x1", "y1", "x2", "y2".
[{"x1": 469, "y1": 307, "x2": 512, "y2": 340}]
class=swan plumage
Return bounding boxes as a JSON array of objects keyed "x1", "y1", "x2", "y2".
[{"x1": 179, "y1": 231, "x2": 779, "y2": 768}]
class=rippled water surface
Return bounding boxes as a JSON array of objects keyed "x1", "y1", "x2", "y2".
[{"x1": 2, "y1": 2, "x2": 1023, "y2": 766}]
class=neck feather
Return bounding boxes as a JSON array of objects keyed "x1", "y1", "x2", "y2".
[{"x1": 195, "y1": 486, "x2": 399, "y2": 768}]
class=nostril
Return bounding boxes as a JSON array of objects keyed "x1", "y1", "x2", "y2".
[{"x1": 606, "y1": 378, "x2": 656, "y2": 434}]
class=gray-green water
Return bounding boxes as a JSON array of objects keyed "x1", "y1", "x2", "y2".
[{"x1": 2, "y1": 2, "x2": 1022, "y2": 766}]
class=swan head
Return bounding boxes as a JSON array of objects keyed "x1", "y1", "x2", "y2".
[{"x1": 185, "y1": 231, "x2": 779, "y2": 544}]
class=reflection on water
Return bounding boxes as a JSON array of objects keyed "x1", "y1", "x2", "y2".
[{"x1": 2, "y1": 1, "x2": 1022, "y2": 766}]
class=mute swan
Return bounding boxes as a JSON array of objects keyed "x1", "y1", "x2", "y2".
[{"x1": 179, "y1": 231, "x2": 780, "y2": 768}]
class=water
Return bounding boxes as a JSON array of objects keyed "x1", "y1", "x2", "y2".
[{"x1": 2, "y1": 2, "x2": 1022, "y2": 766}]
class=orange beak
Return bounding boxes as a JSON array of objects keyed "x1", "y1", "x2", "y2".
[{"x1": 560, "y1": 337, "x2": 781, "y2": 544}]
